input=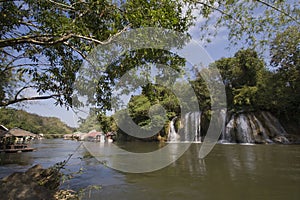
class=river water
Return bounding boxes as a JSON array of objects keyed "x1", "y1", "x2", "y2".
[{"x1": 0, "y1": 139, "x2": 299, "y2": 200}]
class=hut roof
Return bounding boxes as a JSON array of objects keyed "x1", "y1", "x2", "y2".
[
  {"x1": 9, "y1": 128, "x2": 37, "y2": 137},
  {"x1": 86, "y1": 131, "x2": 103, "y2": 138}
]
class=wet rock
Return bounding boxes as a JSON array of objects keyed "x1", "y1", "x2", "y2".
[
  {"x1": 284, "y1": 134, "x2": 300, "y2": 144},
  {"x1": 54, "y1": 189, "x2": 79, "y2": 200},
  {"x1": 0, "y1": 164, "x2": 78, "y2": 200},
  {"x1": 273, "y1": 135, "x2": 290, "y2": 144}
]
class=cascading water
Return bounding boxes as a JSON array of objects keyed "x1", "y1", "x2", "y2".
[
  {"x1": 248, "y1": 113, "x2": 272, "y2": 143},
  {"x1": 192, "y1": 112, "x2": 201, "y2": 142},
  {"x1": 168, "y1": 117, "x2": 179, "y2": 142},
  {"x1": 235, "y1": 114, "x2": 255, "y2": 143},
  {"x1": 261, "y1": 111, "x2": 287, "y2": 136},
  {"x1": 169, "y1": 111, "x2": 291, "y2": 144},
  {"x1": 180, "y1": 112, "x2": 202, "y2": 142},
  {"x1": 222, "y1": 111, "x2": 290, "y2": 144},
  {"x1": 168, "y1": 112, "x2": 202, "y2": 142}
]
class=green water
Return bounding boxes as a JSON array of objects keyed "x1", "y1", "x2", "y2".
[{"x1": 0, "y1": 140, "x2": 299, "y2": 200}]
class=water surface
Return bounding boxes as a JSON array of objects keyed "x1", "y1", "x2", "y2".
[{"x1": 0, "y1": 139, "x2": 299, "y2": 200}]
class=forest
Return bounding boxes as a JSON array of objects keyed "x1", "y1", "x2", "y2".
[{"x1": 0, "y1": 108, "x2": 74, "y2": 137}]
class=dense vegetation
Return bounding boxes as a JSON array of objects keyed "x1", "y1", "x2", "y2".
[
  {"x1": 117, "y1": 37, "x2": 300, "y2": 139},
  {"x1": 0, "y1": 108, "x2": 74, "y2": 137},
  {"x1": 0, "y1": 1, "x2": 299, "y2": 139}
]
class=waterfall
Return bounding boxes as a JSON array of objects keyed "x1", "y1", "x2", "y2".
[
  {"x1": 223, "y1": 111, "x2": 290, "y2": 144},
  {"x1": 181, "y1": 111, "x2": 201, "y2": 142},
  {"x1": 248, "y1": 114, "x2": 272, "y2": 143},
  {"x1": 169, "y1": 111, "x2": 291, "y2": 144},
  {"x1": 260, "y1": 111, "x2": 287, "y2": 136},
  {"x1": 260, "y1": 111, "x2": 289, "y2": 143},
  {"x1": 223, "y1": 114, "x2": 235, "y2": 143},
  {"x1": 235, "y1": 114, "x2": 255, "y2": 143},
  {"x1": 191, "y1": 112, "x2": 201, "y2": 142},
  {"x1": 168, "y1": 117, "x2": 178, "y2": 142},
  {"x1": 168, "y1": 112, "x2": 202, "y2": 142}
]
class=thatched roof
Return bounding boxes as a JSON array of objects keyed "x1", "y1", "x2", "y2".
[{"x1": 9, "y1": 128, "x2": 37, "y2": 137}]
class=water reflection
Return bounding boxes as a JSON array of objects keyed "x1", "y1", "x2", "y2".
[
  {"x1": 0, "y1": 140, "x2": 299, "y2": 200},
  {"x1": 88, "y1": 144, "x2": 300, "y2": 200}
]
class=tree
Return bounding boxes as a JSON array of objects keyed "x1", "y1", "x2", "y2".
[
  {"x1": 127, "y1": 84, "x2": 179, "y2": 132},
  {"x1": 0, "y1": 0, "x2": 193, "y2": 108},
  {"x1": 269, "y1": 26, "x2": 300, "y2": 117},
  {"x1": 186, "y1": 0, "x2": 299, "y2": 49},
  {"x1": 0, "y1": 108, "x2": 74, "y2": 135},
  {"x1": 209, "y1": 49, "x2": 267, "y2": 110}
]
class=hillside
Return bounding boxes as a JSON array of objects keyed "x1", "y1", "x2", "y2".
[{"x1": 0, "y1": 108, "x2": 75, "y2": 137}]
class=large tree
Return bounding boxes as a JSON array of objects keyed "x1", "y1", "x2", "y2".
[
  {"x1": 205, "y1": 49, "x2": 268, "y2": 111},
  {"x1": 269, "y1": 26, "x2": 300, "y2": 117},
  {"x1": 187, "y1": 0, "x2": 299, "y2": 49},
  {"x1": 0, "y1": 0, "x2": 193, "y2": 107}
]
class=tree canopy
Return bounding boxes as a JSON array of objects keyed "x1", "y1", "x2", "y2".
[
  {"x1": 1, "y1": 0, "x2": 299, "y2": 137},
  {"x1": 1, "y1": 0, "x2": 299, "y2": 109},
  {"x1": 187, "y1": 0, "x2": 299, "y2": 49},
  {"x1": 0, "y1": 0, "x2": 193, "y2": 108}
]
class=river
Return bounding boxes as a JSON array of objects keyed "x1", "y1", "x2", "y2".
[{"x1": 0, "y1": 139, "x2": 299, "y2": 200}]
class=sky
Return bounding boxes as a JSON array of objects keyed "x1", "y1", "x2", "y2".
[{"x1": 18, "y1": 12, "x2": 241, "y2": 128}]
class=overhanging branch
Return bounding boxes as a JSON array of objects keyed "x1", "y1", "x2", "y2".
[
  {"x1": 0, "y1": 24, "x2": 131, "y2": 48},
  {"x1": 0, "y1": 94, "x2": 61, "y2": 107}
]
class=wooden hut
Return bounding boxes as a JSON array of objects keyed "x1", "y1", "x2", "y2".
[{"x1": 0, "y1": 127, "x2": 36, "y2": 153}]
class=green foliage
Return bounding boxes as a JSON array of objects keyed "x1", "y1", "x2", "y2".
[
  {"x1": 0, "y1": 108, "x2": 74, "y2": 135},
  {"x1": 77, "y1": 109, "x2": 117, "y2": 133},
  {"x1": 210, "y1": 49, "x2": 267, "y2": 110},
  {"x1": 0, "y1": 0, "x2": 194, "y2": 108},
  {"x1": 77, "y1": 111, "x2": 102, "y2": 133},
  {"x1": 269, "y1": 26, "x2": 300, "y2": 120},
  {"x1": 186, "y1": 0, "x2": 299, "y2": 50},
  {"x1": 114, "y1": 83, "x2": 181, "y2": 139}
]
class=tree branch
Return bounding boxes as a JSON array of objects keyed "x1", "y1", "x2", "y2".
[
  {"x1": 0, "y1": 94, "x2": 61, "y2": 107},
  {"x1": 14, "y1": 85, "x2": 35, "y2": 101},
  {"x1": 63, "y1": 41, "x2": 87, "y2": 59},
  {"x1": 193, "y1": 1, "x2": 246, "y2": 30},
  {"x1": 255, "y1": 0, "x2": 299, "y2": 24},
  {"x1": 0, "y1": 34, "x2": 74, "y2": 48},
  {"x1": 46, "y1": 0, "x2": 75, "y2": 11},
  {"x1": 0, "y1": 24, "x2": 131, "y2": 48}
]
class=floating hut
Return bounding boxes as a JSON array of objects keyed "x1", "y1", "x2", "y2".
[
  {"x1": 63, "y1": 132, "x2": 87, "y2": 141},
  {"x1": 0, "y1": 126, "x2": 36, "y2": 153},
  {"x1": 86, "y1": 130, "x2": 105, "y2": 142}
]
